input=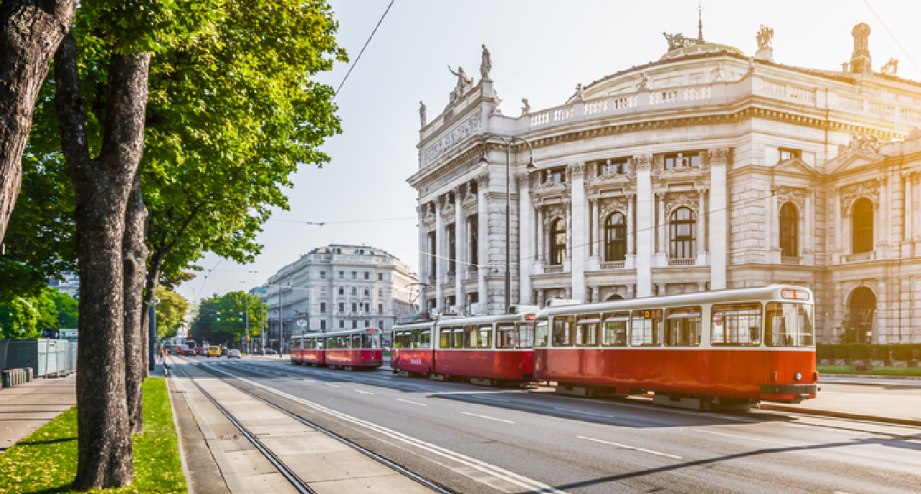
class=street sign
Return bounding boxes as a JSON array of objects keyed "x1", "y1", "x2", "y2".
[{"x1": 296, "y1": 319, "x2": 307, "y2": 327}]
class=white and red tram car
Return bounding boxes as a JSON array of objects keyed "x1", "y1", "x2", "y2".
[
  {"x1": 290, "y1": 328, "x2": 383, "y2": 370},
  {"x1": 391, "y1": 307, "x2": 539, "y2": 384},
  {"x1": 534, "y1": 285, "x2": 817, "y2": 406}
]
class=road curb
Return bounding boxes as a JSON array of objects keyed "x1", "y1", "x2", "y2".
[{"x1": 760, "y1": 403, "x2": 921, "y2": 427}]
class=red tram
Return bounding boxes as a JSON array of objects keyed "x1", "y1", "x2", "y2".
[
  {"x1": 391, "y1": 307, "x2": 538, "y2": 385},
  {"x1": 534, "y1": 285, "x2": 817, "y2": 409},
  {"x1": 290, "y1": 328, "x2": 383, "y2": 370}
]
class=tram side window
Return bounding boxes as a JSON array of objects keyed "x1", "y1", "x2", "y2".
[
  {"x1": 370, "y1": 333, "x2": 381, "y2": 349},
  {"x1": 351, "y1": 335, "x2": 361, "y2": 348},
  {"x1": 665, "y1": 306, "x2": 702, "y2": 347},
  {"x1": 601, "y1": 312, "x2": 629, "y2": 346},
  {"x1": 393, "y1": 331, "x2": 407, "y2": 349},
  {"x1": 317, "y1": 338, "x2": 325, "y2": 349},
  {"x1": 463, "y1": 325, "x2": 478, "y2": 348},
  {"x1": 630, "y1": 309, "x2": 662, "y2": 346},
  {"x1": 450, "y1": 328, "x2": 463, "y2": 349},
  {"x1": 438, "y1": 327, "x2": 452, "y2": 349},
  {"x1": 415, "y1": 329, "x2": 431, "y2": 348},
  {"x1": 534, "y1": 319, "x2": 549, "y2": 347},
  {"x1": 478, "y1": 325, "x2": 492, "y2": 349},
  {"x1": 496, "y1": 324, "x2": 516, "y2": 349},
  {"x1": 517, "y1": 322, "x2": 534, "y2": 348},
  {"x1": 765, "y1": 302, "x2": 814, "y2": 347},
  {"x1": 575, "y1": 315, "x2": 600, "y2": 347},
  {"x1": 552, "y1": 316, "x2": 575, "y2": 346},
  {"x1": 711, "y1": 303, "x2": 762, "y2": 346}
]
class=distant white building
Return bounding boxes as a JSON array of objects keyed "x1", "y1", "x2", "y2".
[
  {"x1": 256, "y1": 244, "x2": 419, "y2": 348},
  {"x1": 47, "y1": 271, "x2": 79, "y2": 299}
]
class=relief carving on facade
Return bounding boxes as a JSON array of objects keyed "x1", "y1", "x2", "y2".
[
  {"x1": 633, "y1": 154, "x2": 653, "y2": 171},
  {"x1": 708, "y1": 147, "x2": 730, "y2": 165},
  {"x1": 665, "y1": 191, "x2": 698, "y2": 216},
  {"x1": 598, "y1": 197, "x2": 628, "y2": 219},
  {"x1": 571, "y1": 162, "x2": 586, "y2": 177},
  {"x1": 422, "y1": 107, "x2": 484, "y2": 166},
  {"x1": 541, "y1": 205, "x2": 567, "y2": 227},
  {"x1": 775, "y1": 186, "x2": 807, "y2": 211},
  {"x1": 839, "y1": 180, "x2": 880, "y2": 214}
]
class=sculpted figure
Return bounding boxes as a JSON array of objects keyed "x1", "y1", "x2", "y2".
[
  {"x1": 521, "y1": 97, "x2": 531, "y2": 115},
  {"x1": 480, "y1": 44, "x2": 492, "y2": 79},
  {"x1": 419, "y1": 101, "x2": 426, "y2": 127},
  {"x1": 756, "y1": 25, "x2": 774, "y2": 49},
  {"x1": 448, "y1": 65, "x2": 473, "y2": 102}
]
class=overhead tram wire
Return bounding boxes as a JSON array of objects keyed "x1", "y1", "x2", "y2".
[
  {"x1": 862, "y1": 0, "x2": 921, "y2": 76},
  {"x1": 333, "y1": 0, "x2": 395, "y2": 100}
]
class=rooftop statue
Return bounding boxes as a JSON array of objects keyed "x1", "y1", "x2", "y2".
[
  {"x1": 419, "y1": 101, "x2": 426, "y2": 127},
  {"x1": 663, "y1": 32, "x2": 695, "y2": 51},
  {"x1": 756, "y1": 25, "x2": 774, "y2": 49},
  {"x1": 521, "y1": 98, "x2": 531, "y2": 116},
  {"x1": 881, "y1": 58, "x2": 899, "y2": 76},
  {"x1": 448, "y1": 65, "x2": 473, "y2": 103},
  {"x1": 480, "y1": 44, "x2": 492, "y2": 79}
]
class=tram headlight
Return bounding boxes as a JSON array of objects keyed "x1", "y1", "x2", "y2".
[{"x1": 793, "y1": 371, "x2": 802, "y2": 381}]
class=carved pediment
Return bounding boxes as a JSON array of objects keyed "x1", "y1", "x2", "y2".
[
  {"x1": 774, "y1": 158, "x2": 819, "y2": 177},
  {"x1": 827, "y1": 150, "x2": 883, "y2": 176}
]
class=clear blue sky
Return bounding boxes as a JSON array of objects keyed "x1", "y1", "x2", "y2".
[{"x1": 177, "y1": 0, "x2": 921, "y2": 303}]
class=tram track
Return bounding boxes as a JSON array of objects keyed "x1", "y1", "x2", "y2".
[{"x1": 182, "y1": 359, "x2": 456, "y2": 494}]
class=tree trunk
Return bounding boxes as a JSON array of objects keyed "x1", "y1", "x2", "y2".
[
  {"x1": 123, "y1": 176, "x2": 148, "y2": 435},
  {"x1": 55, "y1": 33, "x2": 151, "y2": 490},
  {"x1": 0, "y1": 0, "x2": 76, "y2": 242}
]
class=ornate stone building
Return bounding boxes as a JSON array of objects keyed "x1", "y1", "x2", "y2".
[
  {"x1": 257, "y1": 244, "x2": 418, "y2": 350},
  {"x1": 408, "y1": 23, "x2": 921, "y2": 343}
]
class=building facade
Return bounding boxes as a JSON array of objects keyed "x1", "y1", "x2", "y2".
[
  {"x1": 257, "y1": 244, "x2": 419, "y2": 349},
  {"x1": 408, "y1": 23, "x2": 921, "y2": 343}
]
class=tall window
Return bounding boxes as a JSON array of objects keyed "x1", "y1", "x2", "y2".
[
  {"x1": 427, "y1": 231, "x2": 437, "y2": 277},
  {"x1": 669, "y1": 207, "x2": 696, "y2": 259},
  {"x1": 545, "y1": 168, "x2": 567, "y2": 184},
  {"x1": 550, "y1": 218, "x2": 566, "y2": 265},
  {"x1": 852, "y1": 198, "x2": 873, "y2": 254},
  {"x1": 604, "y1": 212, "x2": 627, "y2": 261},
  {"x1": 468, "y1": 215, "x2": 478, "y2": 268},
  {"x1": 779, "y1": 202, "x2": 799, "y2": 257},
  {"x1": 446, "y1": 223, "x2": 456, "y2": 274}
]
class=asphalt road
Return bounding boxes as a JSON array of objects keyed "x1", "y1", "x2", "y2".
[{"x1": 194, "y1": 358, "x2": 921, "y2": 494}]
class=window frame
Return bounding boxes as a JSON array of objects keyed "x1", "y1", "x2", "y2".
[
  {"x1": 550, "y1": 218, "x2": 566, "y2": 265},
  {"x1": 852, "y1": 198, "x2": 874, "y2": 254},
  {"x1": 575, "y1": 315, "x2": 600, "y2": 347},
  {"x1": 779, "y1": 202, "x2": 799, "y2": 258},
  {"x1": 711, "y1": 303, "x2": 762, "y2": 346},
  {"x1": 630, "y1": 309, "x2": 662, "y2": 346},
  {"x1": 604, "y1": 212, "x2": 627, "y2": 262},
  {"x1": 664, "y1": 306, "x2": 702, "y2": 347},
  {"x1": 669, "y1": 207, "x2": 696, "y2": 260},
  {"x1": 551, "y1": 316, "x2": 575, "y2": 347}
]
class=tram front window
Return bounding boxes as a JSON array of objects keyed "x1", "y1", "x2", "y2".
[{"x1": 766, "y1": 302, "x2": 814, "y2": 347}]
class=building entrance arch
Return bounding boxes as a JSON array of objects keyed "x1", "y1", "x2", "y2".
[{"x1": 847, "y1": 286, "x2": 877, "y2": 343}]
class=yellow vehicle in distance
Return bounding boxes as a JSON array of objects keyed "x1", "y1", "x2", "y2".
[{"x1": 205, "y1": 345, "x2": 221, "y2": 357}]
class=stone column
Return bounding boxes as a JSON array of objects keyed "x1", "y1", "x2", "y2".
[
  {"x1": 454, "y1": 188, "x2": 465, "y2": 311},
  {"x1": 518, "y1": 172, "x2": 533, "y2": 305},
  {"x1": 805, "y1": 192, "x2": 815, "y2": 261},
  {"x1": 536, "y1": 206, "x2": 545, "y2": 263},
  {"x1": 434, "y1": 198, "x2": 444, "y2": 311},
  {"x1": 477, "y1": 175, "x2": 489, "y2": 314},
  {"x1": 417, "y1": 205, "x2": 427, "y2": 285},
  {"x1": 696, "y1": 188, "x2": 707, "y2": 264},
  {"x1": 769, "y1": 189, "x2": 779, "y2": 263},
  {"x1": 904, "y1": 172, "x2": 913, "y2": 241},
  {"x1": 571, "y1": 163, "x2": 587, "y2": 302},
  {"x1": 634, "y1": 154, "x2": 654, "y2": 297},
  {"x1": 626, "y1": 195, "x2": 635, "y2": 256},
  {"x1": 709, "y1": 148, "x2": 729, "y2": 289},
  {"x1": 592, "y1": 199, "x2": 600, "y2": 257},
  {"x1": 834, "y1": 190, "x2": 843, "y2": 256},
  {"x1": 880, "y1": 175, "x2": 889, "y2": 256},
  {"x1": 657, "y1": 193, "x2": 666, "y2": 258},
  {"x1": 914, "y1": 174, "x2": 921, "y2": 242}
]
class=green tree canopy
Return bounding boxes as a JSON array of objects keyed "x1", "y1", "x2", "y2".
[
  {"x1": 155, "y1": 287, "x2": 189, "y2": 340},
  {"x1": 191, "y1": 291, "x2": 267, "y2": 346}
]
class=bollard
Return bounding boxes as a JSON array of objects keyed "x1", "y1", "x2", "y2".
[
  {"x1": 26, "y1": 367, "x2": 33, "y2": 382},
  {"x1": 2, "y1": 370, "x2": 8, "y2": 388}
]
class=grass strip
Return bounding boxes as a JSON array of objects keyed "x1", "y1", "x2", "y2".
[
  {"x1": 0, "y1": 377, "x2": 186, "y2": 493},
  {"x1": 818, "y1": 365, "x2": 921, "y2": 377}
]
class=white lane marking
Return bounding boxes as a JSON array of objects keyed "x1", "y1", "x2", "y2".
[
  {"x1": 324, "y1": 383, "x2": 340, "y2": 388},
  {"x1": 302, "y1": 379, "x2": 316, "y2": 383},
  {"x1": 553, "y1": 407, "x2": 615, "y2": 419},
  {"x1": 693, "y1": 428, "x2": 799, "y2": 447},
  {"x1": 211, "y1": 366, "x2": 565, "y2": 493},
  {"x1": 397, "y1": 398, "x2": 428, "y2": 407},
  {"x1": 355, "y1": 389, "x2": 375, "y2": 395},
  {"x1": 577, "y1": 435, "x2": 682, "y2": 460},
  {"x1": 461, "y1": 411, "x2": 515, "y2": 424}
]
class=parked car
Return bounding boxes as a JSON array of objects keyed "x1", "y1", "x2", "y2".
[
  {"x1": 227, "y1": 349, "x2": 241, "y2": 359},
  {"x1": 262, "y1": 348, "x2": 278, "y2": 355}
]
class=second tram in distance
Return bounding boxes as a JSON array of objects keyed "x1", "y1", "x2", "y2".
[
  {"x1": 290, "y1": 327, "x2": 383, "y2": 370},
  {"x1": 391, "y1": 285, "x2": 817, "y2": 410}
]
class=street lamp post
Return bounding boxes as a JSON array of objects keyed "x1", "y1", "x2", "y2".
[{"x1": 479, "y1": 135, "x2": 535, "y2": 313}]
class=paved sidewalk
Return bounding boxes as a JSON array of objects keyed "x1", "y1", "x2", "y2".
[
  {"x1": 761, "y1": 379, "x2": 921, "y2": 426},
  {"x1": 0, "y1": 374, "x2": 77, "y2": 452}
]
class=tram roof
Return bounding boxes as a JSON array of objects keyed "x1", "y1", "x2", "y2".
[{"x1": 539, "y1": 285, "x2": 813, "y2": 318}]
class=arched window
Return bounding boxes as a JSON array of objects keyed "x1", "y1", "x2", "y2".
[
  {"x1": 604, "y1": 212, "x2": 627, "y2": 261},
  {"x1": 550, "y1": 218, "x2": 566, "y2": 265},
  {"x1": 669, "y1": 207, "x2": 696, "y2": 259},
  {"x1": 779, "y1": 202, "x2": 799, "y2": 258},
  {"x1": 852, "y1": 198, "x2": 873, "y2": 254}
]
